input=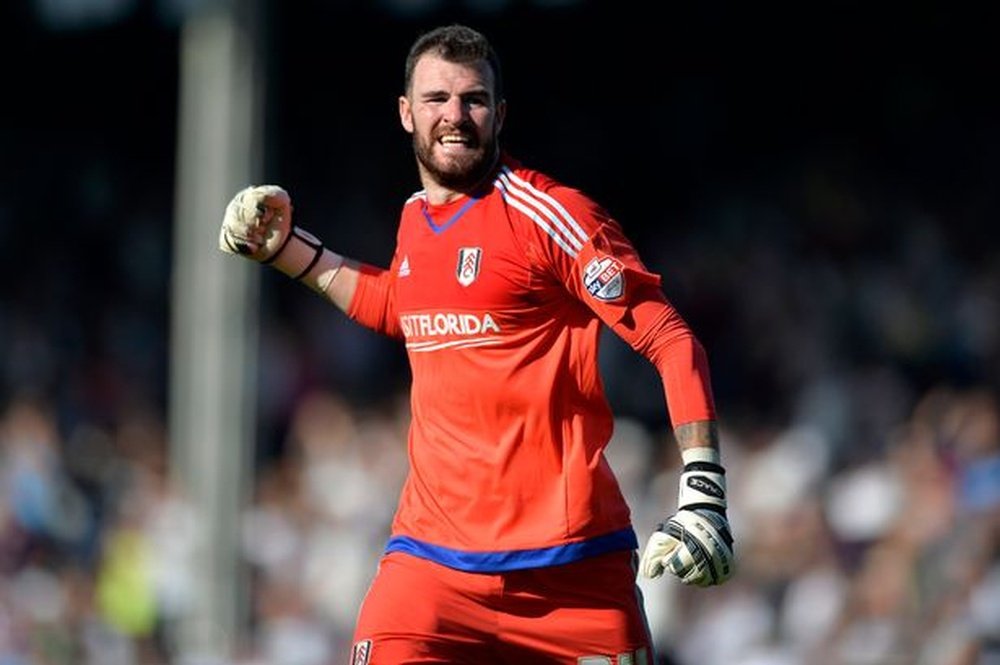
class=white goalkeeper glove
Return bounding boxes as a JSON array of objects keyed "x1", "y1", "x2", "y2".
[
  {"x1": 639, "y1": 447, "x2": 735, "y2": 586},
  {"x1": 220, "y1": 185, "x2": 342, "y2": 290}
]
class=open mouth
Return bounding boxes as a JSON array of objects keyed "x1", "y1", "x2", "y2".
[{"x1": 439, "y1": 133, "x2": 477, "y2": 150}]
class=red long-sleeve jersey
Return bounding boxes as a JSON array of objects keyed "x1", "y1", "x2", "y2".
[{"x1": 347, "y1": 155, "x2": 715, "y2": 572}]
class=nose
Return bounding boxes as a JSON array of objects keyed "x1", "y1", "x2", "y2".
[{"x1": 441, "y1": 95, "x2": 468, "y2": 123}]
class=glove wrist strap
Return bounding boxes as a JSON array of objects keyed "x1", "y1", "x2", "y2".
[
  {"x1": 680, "y1": 446, "x2": 721, "y2": 467},
  {"x1": 678, "y1": 446, "x2": 727, "y2": 513}
]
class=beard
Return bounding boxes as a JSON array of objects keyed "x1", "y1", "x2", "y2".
[{"x1": 413, "y1": 126, "x2": 499, "y2": 191}]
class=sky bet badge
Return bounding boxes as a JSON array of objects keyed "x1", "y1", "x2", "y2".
[
  {"x1": 351, "y1": 639, "x2": 372, "y2": 665},
  {"x1": 583, "y1": 255, "x2": 625, "y2": 301},
  {"x1": 457, "y1": 247, "x2": 482, "y2": 286}
]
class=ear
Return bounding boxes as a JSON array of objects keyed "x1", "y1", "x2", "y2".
[{"x1": 399, "y1": 95, "x2": 414, "y2": 134}]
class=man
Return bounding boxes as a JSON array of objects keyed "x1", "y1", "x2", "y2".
[{"x1": 220, "y1": 23, "x2": 734, "y2": 665}]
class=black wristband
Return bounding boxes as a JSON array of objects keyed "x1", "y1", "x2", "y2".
[
  {"x1": 291, "y1": 242, "x2": 325, "y2": 280},
  {"x1": 682, "y1": 503, "x2": 728, "y2": 515}
]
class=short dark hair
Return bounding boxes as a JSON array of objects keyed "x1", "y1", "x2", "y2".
[{"x1": 404, "y1": 24, "x2": 503, "y2": 100}]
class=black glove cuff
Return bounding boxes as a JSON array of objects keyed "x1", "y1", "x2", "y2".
[{"x1": 684, "y1": 461, "x2": 726, "y2": 474}]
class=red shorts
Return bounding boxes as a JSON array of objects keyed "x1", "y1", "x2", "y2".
[{"x1": 351, "y1": 550, "x2": 653, "y2": 665}]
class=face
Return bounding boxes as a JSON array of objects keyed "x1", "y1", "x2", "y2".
[{"x1": 399, "y1": 53, "x2": 506, "y2": 193}]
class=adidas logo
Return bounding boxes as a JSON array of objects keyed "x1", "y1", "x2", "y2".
[{"x1": 398, "y1": 256, "x2": 410, "y2": 277}]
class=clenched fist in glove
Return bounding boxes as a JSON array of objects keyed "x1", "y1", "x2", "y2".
[
  {"x1": 640, "y1": 447, "x2": 735, "y2": 586},
  {"x1": 220, "y1": 185, "x2": 342, "y2": 292},
  {"x1": 220, "y1": 184, "x2": 293, "y2": 260}
]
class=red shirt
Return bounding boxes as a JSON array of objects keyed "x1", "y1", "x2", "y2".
[{"x1": 348, "y1": 155, "x2": 715, "y2": 571}]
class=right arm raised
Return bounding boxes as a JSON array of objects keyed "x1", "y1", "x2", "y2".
[{"x1": 219, "y1": 185, "x2": 397, "y2": 334}]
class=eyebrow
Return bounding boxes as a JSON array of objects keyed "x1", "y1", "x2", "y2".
[{"x1": 417, "y1": 87, "x2": 491, "y2": 100}]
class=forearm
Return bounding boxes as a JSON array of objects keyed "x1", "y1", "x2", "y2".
[
  {"x1": 616, "y1": 287, "x2": 733, "y2": 585},
  {"x1": 263, "y1": 229, "x2": 355, "y2": 310},
  {"x1": 295, "y1": 251, "x2": 360, "y2": 313},
  {"x1": 220, "y1": 186, "x2": 400, "y2": 337},
  {"x1": 673, "y1": 419, "x2": 720, "y2": 456}
]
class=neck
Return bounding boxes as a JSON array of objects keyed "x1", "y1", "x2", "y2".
[{"x1": 421, "y1": 180, "x2": 463, "y2": 206}]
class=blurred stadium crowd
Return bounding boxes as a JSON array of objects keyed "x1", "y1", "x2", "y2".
[
  {"x1": 2, "y1": 339, "x2": 999, "y2": 665},
  {"x1": 1, "y1": 181, "x2": 998, "y2": 664},
  {"x1": 3, "y1": 1, "x2": 999, "y2": 664}
]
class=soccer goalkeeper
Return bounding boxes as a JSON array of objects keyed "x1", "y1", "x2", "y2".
[{"x1": 220, "y1": 23, "x2": 734, "y2": 665}]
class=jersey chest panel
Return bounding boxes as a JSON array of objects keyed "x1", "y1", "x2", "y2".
[{"x1": 394, "y1": 198, "x2": 536, "y2": 316}]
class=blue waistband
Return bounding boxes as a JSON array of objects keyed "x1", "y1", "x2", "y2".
[{"x1": 384, "y1": 527, "x2": 638, "y2": 573}]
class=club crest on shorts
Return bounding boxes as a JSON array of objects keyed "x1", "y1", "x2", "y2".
[
  {"x1": 583, "y1": 255, "x2": 625, "y2": 301},
  {"x1": 351, "y1": 639, "x2": 372, "y2": 665},
  {"x1": 456, "y1": 247, "x2": 482, "y2": 286}
]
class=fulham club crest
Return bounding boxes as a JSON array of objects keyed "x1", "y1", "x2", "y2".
[
  {"x1": 583, "y1": 255, "x2": 625, "y2": 301},
  {"x1": 456, "y1": 247, "x2": 482, "y2": 286}
]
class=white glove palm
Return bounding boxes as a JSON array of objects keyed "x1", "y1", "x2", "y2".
[
  {"x1": 640, "y1": 449, "x2": 735, "y2": 586},
  {"x1": 219, "y1": 185, "x2": 293, "y2": 262}
]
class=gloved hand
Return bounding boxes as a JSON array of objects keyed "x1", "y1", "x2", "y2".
[
  {"x1": 219, "y1": 184, "x2": 294, "y2": 261},
  {"x1": 639, "y1": 448, "x2": 735, "y2": 586},
  {"x1": 219, "y1": 185, "x2": 329, "y2": 283}
]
